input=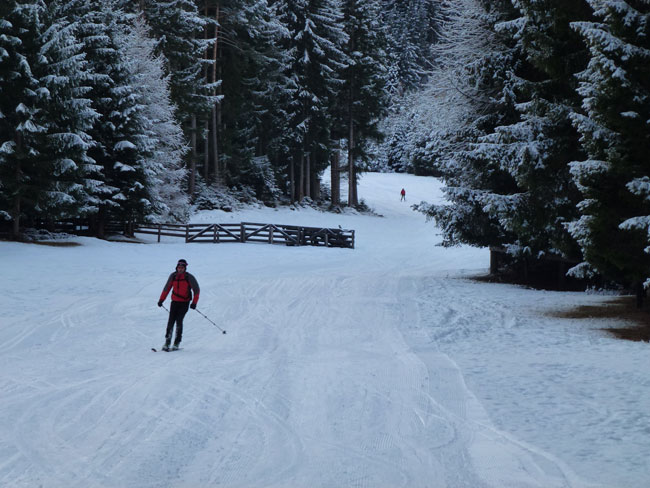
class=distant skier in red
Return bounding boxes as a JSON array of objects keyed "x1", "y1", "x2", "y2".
[
  {"x1": 158, "y1": 259, "x2": 200, "y2": 351},
  {"x1": 400, "y1": 188, "x2": 406, "y2": 201}
]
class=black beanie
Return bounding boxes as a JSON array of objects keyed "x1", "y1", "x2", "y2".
[{"x1": 177, "y1": 259, "x2": 188, "y2": 267}]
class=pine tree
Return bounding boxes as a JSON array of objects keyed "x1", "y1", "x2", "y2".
[
  {"x1": 0, "y1": 0, "x2": 96, "y2": 237},
  {"x1": 468, "y1": 0, "x2": 592, "y2": 263},
  {"x1": 0, "y1": 0, "x2": 47, "y2": 238},
  {"x1": 117, "y1": 0, "x2": 217, "y2": 195},
  {"x1": 336, "y1": 0, "x2": 389, "y2": 206},
  {"x1": 276, "y1": 0, "x2": 349, "y2": 202},
  {"x1": 122, "y1": 16, "x2": 189, "y2": 222},
  {"x1": 214, "y1": 0, "x2": 291, "y2": 200},
  {"x1": 415, "y1": 0, "x2": 522, "y2": 249},
  {"x1": 38, "y1": 2, "x2": 99, "y2": 223},
  {"x1": 382, "y1": 0, "x2": 438, "y2": 96},
  {"x1": 59, "y1": 0, "x2": 152, "y2": 237},
  {"x1": 570, "y1": 0, "x2": 650, "y2": 293}
]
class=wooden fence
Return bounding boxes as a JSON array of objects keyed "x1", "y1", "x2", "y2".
[{"x1": 132, "y1": 222, "x2": 355, "y2": 248}]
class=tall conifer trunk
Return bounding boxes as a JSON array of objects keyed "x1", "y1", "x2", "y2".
[
  {"x1": 11, "y1": 134, "x2": 22, "y2": 238},
  {"x1": 189, "y1": 115, "x2": 197, "y2": 196},
  {"x1": 306, "y1": 152, "x2": 311, "y2": 198},
  {"x1": 331, "y1": 148, "x2": 340, "y2": 206},
  {"x1": 211, "y1": 4, "x2": 219, "y2": 181},
  {"x1": 348, "y1": 117, "x2": 357, "y2": 206},
  {"x1": 290, "y1": 157, "x2": 295, "y2": 202},
  {"x1": 299, "y1": 152, "x2": 305, "y2": 200}
]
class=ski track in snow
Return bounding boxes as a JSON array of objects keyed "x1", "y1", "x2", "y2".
[{"x1": 1, "y1": 173, "x2": 647, "y2": 487}]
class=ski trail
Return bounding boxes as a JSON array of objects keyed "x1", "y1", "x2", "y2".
[
  {"x1": 0, "y1": 263, "x2": 595, "y2": 488},
  {"x1": 399, "y1": 273, "x2": 590, "y2": 488}
]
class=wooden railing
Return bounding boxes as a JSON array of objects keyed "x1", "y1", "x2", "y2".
[{"x1": 132, "y1": 222, "x2": 355, "y2": 248}]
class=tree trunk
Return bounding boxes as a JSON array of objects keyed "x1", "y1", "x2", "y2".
[
  {"x1": 311, "y1": 168, "x2": 320, "y2": 201},
  {"x1": 348, "y1": 119, "x2": 357, "y2": 206},
  {"x1": 306, "y1": 153, "x2": 311, "y2": 199},
  {"x1": 96, "y1": 207, "x2": 106, "y2": 240},
  {"x1": 211, "y1": 4, "x2": 219, "y2": 181},
  {"x1": 347, "y1": 34, "x2": 357, "y2": 207},
  {"x1": 635, "y1": 281, "x2": 646, "y2": 308},
  {"x1": 11, "y1": 134, "x2": 22, "y2": 239},
  {"x1": 11, "y1": 193, "x2": 20, "y2": 239},
  {"x1": 204, "y1": 120, "x2": 209, "y2": 180},
  {"x1": 189, "y1": 115, "x2": 197, "y2": 196},
  {"x1": 290, "y1": 157, "x2": 295, "y2": 202},
  {"x1": 299, "y1": 152, "x2": 305, "y2": 201},
  {"x1": 201, "y1": 3, "x2": 210, "y2": 183},
  {"x1": 331, "y1": 149, "x2": 340, "y2": 207}
]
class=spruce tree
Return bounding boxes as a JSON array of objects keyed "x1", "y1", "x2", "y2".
[
  {"x1": 570, "y1": 0, "x2": 650, "y2": 293},
  {"x1": 276, "y1": 0, "x2": 349, "y2": 202},
  {"x1": 337, "y1": 0, "x2": 389, "y2": 206},
  {"x1": 415, "y1": 0, "x2": 522, "y2": 250},
  {"x1": 214, "y1": 0, "x2": 291, "y2": 200},
  {"x1": 60, "y1": 0, "x2": 152, "y2": 237},
  {"x1": 0, "y1": 0, "x2": 97, "y2": 236},
  {"x1": 382, "y1": 0, "x2": 438, "y2": 95},
  {"x1": 39, "y1": 2, "x2": 99, "y2": 222},
  {"x1": 122, "y1": 16, "x2": 189, "y2": 222},
  {"x1": 128, "y1": 0, "x2": 217, "y2": 194},
  {"x1": 468, "y1": 0, "x2": 592, "y2": 263},
  {"x1": 0, "y1": 0, "x2": 47, "y2": 237}
]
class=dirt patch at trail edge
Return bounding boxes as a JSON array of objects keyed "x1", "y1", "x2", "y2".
[{"x1": 548, "y1": 296, "x2": 650, "y2": 342}]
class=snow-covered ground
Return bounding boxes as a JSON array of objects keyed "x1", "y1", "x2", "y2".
[{"x1": 1, "y1": 172, "x2": 648, "y2": 488}]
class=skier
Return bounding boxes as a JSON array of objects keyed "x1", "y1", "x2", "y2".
[
  {"x1": 400, "y1": 188, "x2": 406, "y2": 201},
  {"x1": 158, "y1": 259, "x2": 200, "y2": 351}
]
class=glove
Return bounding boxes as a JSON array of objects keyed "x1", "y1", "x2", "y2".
[
  {"x1": 158, "y1": 301, "x2": 163, "y2": 307},
  {"x1": 190, "y1": 303, "x2": 196, "y2": 310}
]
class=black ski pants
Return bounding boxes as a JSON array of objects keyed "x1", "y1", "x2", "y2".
[{"x1": 165, "y1": 301, "x2": 190, "y2": 345}]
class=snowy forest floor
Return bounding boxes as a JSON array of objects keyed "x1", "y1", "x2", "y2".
[{"x1": 1, "y1": 172, "x2": 648, "y2": 488}]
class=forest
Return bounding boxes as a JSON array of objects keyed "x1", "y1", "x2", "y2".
[{"x1": 1, "y1": 0, "x2": 650, "y2": 298}]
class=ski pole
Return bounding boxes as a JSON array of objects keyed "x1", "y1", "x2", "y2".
[{"x1": 194, "y1": 308, "x2": 227, "y2": 334}]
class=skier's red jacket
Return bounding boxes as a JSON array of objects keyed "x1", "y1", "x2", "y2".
[{"x1": 159, "y1": 271, "x2": 200, "y2": 305}]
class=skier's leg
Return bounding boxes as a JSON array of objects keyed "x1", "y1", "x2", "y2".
[
  {"x1": 174, "y1": 302, "x2": 190, "y2": 345},
  {"x1": 165, "y1": 303, "x2": 179, "y2": 345}
]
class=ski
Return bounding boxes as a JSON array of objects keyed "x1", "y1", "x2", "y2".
[{"x1": 151, "y1": 347, "x2": 182, "y2": 352}]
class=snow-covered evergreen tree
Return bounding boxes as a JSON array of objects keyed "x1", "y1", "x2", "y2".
[
  {"x1": 122, "y1": 16, "x2": 189, "y2": 222},
  {"x1": 0, "y1": 0, "x2": 96, "y2": 237},
  {"x1": 0, "y1": 0, "x2": 48, "y2": 237},
  {"x1": 336, "y1": 0, "x2": 389, "y2": 205},
  {"x1": 215, "y1": 0, "x2": 291, "y2": 200},
  {"x1": 465, "y1": 0, "x2": 591, "y2": 262},
  {"x1": 276, "y1": 0, "x2": 349, "y2": 201},
  {"x1": 414, "y1": 0, "x2": 522, "y2": 249},
  {"x1": 58, "y1": 0, "x2": 153, "y2": 237},
  {"x1": 382, "y1": 0, "x2": 438, "y2": 96},
  {"x1": 37, "y1": 5, "x2": 99, "y2": 223},
  {"x1": 570, "y1": 0, "x2": 650, "y2": 290},
  {"x1": 131, "y1": 0, "x2": 216, "y2": 129},
  {"x1": 118, "y1": 0, "x2": 218, "y2": 195}
]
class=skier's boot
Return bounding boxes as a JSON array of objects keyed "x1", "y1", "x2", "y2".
[
  {"x1": 171, "y1": 343, "x2": 180, "y2": 351},
  {"x1": 162, "y1": 342, "x2": 171, "y2": 352}
]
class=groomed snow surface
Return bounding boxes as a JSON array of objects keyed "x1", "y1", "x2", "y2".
[{"x1": 1, "y1": 173, "x2": 648, "y2": 488}]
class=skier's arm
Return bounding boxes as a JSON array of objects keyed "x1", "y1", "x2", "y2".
[
  {"x1": 188, "y1": 274, "x2": 200, "y2": 306},
  {"x1": 159, "y1": 273, "x2": 175, "y2": 302}
]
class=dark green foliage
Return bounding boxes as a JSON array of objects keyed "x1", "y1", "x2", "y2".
[{"x1": 570, "y1": 0, "x2": 650, "y2": 287}]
